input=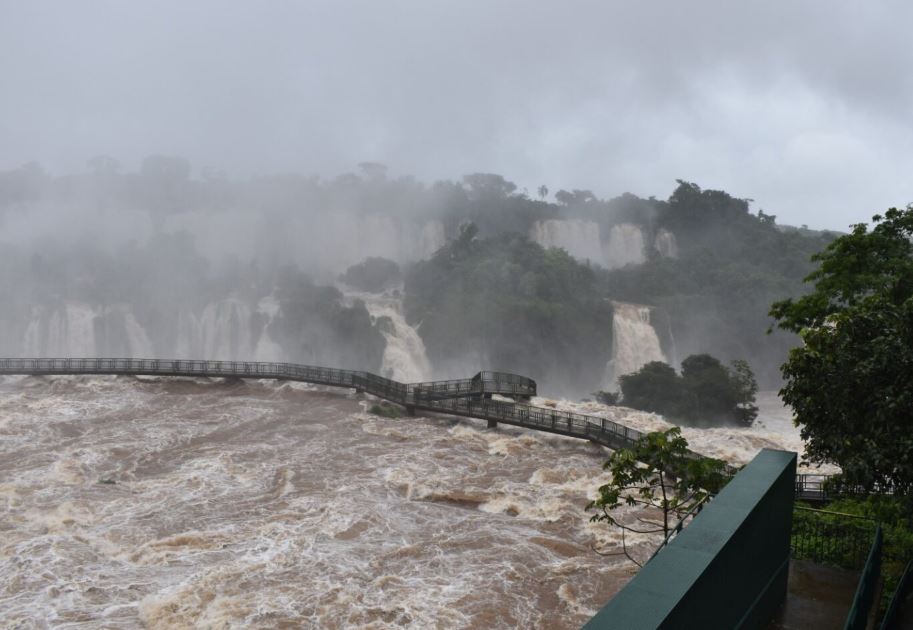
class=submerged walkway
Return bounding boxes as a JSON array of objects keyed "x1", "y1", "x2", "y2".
[
  {"x1": 0, "y1": 357, "x2": 838, "y2": 500},
  {"x1": 0, "y1": 357, "x2": 645, "y2": 452}
]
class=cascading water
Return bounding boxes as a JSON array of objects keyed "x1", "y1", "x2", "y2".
[
  {"x1": 654, "y1": 228, "x2": 678, "y2": 258},
  {"x1": 605, "y1": 302, "x2": 666, "y2": 389},
  {"x1": 20, "y1": 303, "x2": 153, "y2": 358},
  {"x1": 253, "y1": 296, "x2": 284, "y2": 362},
  {"x1": 417, "y1": 219, "x2": 446, "y2": 259},
  {"x1": 200, "y1": 298, "x2": 253, "y2": 361},
  {"x1": 531, "y1": 219, "x2": 603, "y2": 263},
  {"x1": 175, "y1": 310, "x2": 203, "y2": 358},
  {"x1": 345, "y1": 288, "x2": 431, "y2": 382},
  {"x1": 603, "y1": 223, "x2": 646, "y2": 269}
]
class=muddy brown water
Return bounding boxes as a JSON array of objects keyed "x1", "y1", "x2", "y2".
[{"x1": 1, "y1": 376, "x2": 644, "y2": 628}]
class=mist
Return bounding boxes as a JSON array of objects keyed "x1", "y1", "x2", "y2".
[{"x1": 3, "y1": 1, "x2": 913, "y2": 231}]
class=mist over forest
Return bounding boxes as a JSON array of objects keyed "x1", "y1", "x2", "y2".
[{"x1": 0, "y1": 158, "x2": 836, "y2": 395}]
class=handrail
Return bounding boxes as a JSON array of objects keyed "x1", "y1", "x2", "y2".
[
  {"x1": 0, "y1": 357, "x2": 837, "y2": 496},
  {"x1": 880, "y1": 559, "x2": 913, "y2": 630},
  {"x1": 845, "y1": 526, "x2": 883, "y2": 630},
  {"x1": 791, "y1": 506, "x2": 879, "y2": 571}
]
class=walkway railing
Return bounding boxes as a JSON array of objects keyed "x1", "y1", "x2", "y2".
[
  {"x1": 0, "y1": 357, "x2": 836, "y2": 496},
  {"x1": 790, "y1": 505, "x2": 879, "y2": 571}
]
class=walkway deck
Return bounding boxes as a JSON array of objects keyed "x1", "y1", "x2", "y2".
[{"x1": 0, "y1": 357, "x2": 838, "y2": 497}]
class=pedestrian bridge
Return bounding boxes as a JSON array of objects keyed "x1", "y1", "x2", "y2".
[{"x1": 0, "y1": 357, "x2": 838, "y2": 501}]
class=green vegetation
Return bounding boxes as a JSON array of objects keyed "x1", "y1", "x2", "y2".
[
  {"x1": 592, "y1": 390, "x2": 620, "y2": 406},
  {"x1": 793, "y1": 497, "x2": 913, "y2": 612},
  {"x1": 272, "y1": 267, "x2": 386, "y2": 372},
  {"x1": 616, "y1": 354, "x2": 758, "y2": 426},
  {"x1": 605, "y1": 181, "x2": 836, "y2": 386},
  {"x1": 770, "y1": 206, "x2": 913, "y2": 493},
  {"x1": 404, "y1": 224, "x2": 614, "y2": 395},
  {"x1": 369, "y1": 402, "x2": 403, "y2": 418},
  {"x1": 339, "y1": 257, "x2": 402, "y2": 292},
  {"x1": 586, "y1": 428, "x2": 729, "y2": 565}
]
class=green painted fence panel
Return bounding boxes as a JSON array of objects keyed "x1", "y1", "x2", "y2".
[{"x1": 583, "y1": 448, "x2": 797, "y2": 630}]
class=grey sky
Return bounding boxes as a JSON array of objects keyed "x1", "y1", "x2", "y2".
[{"x1": 2, "y1": 1, "x2": 911, "y2": 230}]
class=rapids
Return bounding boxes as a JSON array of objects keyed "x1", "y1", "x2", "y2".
[{"x1": 0, "y1": 375, "x2": 636, "y2": 628}]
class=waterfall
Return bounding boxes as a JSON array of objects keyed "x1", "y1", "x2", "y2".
[
  {"x1": 18, "y1": 302, "x2": 153, "y2": 358},
  {"x1": 605, "y1": 302, "x2": 666, "y2": 389},
  {"x1": 25, "y1": 303, "x2": 99, "y2": 357},
  {"x1": 654, "y1": 229, "x2": 679, "y2": 258},
  {"x1": 104, "y1": 307, "x2": 153, "y2": 357},
  {"x1": 176, "y1": 310, "x2": 203, "y2": 358},
  {"x1": 531, "y1": 219, "x2": 603, "y2": 263},
  {"x1": 603, "y1": 223, "x2": 646, "y2": 269},
  {"x1": 348, "y1": 290, "x2": 431, "y2": 382},
  {"x1": 417, "y1": 220, "x2": 446, "y2": 259},
  {"x1": 200, "y1": 298, "x2": 253, "y2": 360},
  {"x1": 253, "y1": 296, "x2": 284, "y2": 362}
]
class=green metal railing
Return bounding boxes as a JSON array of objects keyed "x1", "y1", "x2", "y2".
[
  {"x1": 845, "y1": 526, "x2": 883, "y2": 630},
  {"x1": 790, "y1": 506, "x2": 878, "y2": 570},
  {"x1": 880, "y1": 559, "x2": 913, "y2": 630}
]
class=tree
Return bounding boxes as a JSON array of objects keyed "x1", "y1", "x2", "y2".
[
  {"x1": 537, "y1": 184, "x2": 548, "y2": 200},
  {"x1": 618, "y1": 356, "x2": 758, "y2": 426},
  {"x1": 770, "y1": 206, "x2": 913, "y2": 494},
  {"x1": 555, "y1": 188, "x2": 596, "y2": 206},
  {"x1": 461, "y1": 173, "x2": 517, "y2": 200},
  {"x1": 586, "y1": 428, "x2": 728, "y2": 565},
  {"x1": 618, "y1": 361, "x2": 684, "y2": 415}
]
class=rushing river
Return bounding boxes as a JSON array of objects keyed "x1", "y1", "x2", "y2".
[{"x1": 0, "y1": 376, "x2": 821, "y2": 628}]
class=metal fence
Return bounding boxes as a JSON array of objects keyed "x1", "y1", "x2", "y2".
[
  {"x1": 790, "y1": 506, "x2": 879, "y2": 571},
  {"x1": 845, "y1": 527, "x2": 883, "y2": 630},
  {"x1": 0, "y1": 357, "x2": 838, "y2": 497}
]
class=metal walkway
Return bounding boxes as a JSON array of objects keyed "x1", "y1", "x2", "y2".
[
  {"x1": 0, "y1": 358, "x2": 847, "y2": 497},
  {"x1": 0, "y1": 357, "x2": 643, "y2": 452}
]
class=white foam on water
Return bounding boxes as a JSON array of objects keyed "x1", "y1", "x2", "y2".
[{"x1": 1, "y1": 376, "x2": 631, "y2": 628}]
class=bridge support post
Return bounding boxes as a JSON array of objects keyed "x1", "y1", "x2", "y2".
[
  {"x1": 487, "y1": 419, "x2": 497, "y2": 429},
  {"x1": 406, "y1": 405, "x2": 416, "y2": 416}
]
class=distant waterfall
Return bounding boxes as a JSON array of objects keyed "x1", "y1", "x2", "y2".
[
  {"x1": 654, "y1": 229, "x2": 678, "y2": 258},
  {"x1": 603, "y1": 223, "x2": 646, "y2": 269},
  {"x1": 253, "y1": 296, "x2": 284, "y2": 362},
  {"x1": 531, "y1": 219, "x2": 603, "y2": 263},
  {"x1": 352, "y1": 290, "x2": 431, "y2": 382},
  {"x1": 21, "y1": 303, "x2": 152, "y2": 357},
  {"x1": 417, "y1": 220, "x2": 446, "y2": 259},
  {"x1": 605, "y1": 302, "x2": 666, "y2": 389},
  {"x1": 200, "y1": 298, "x2": 253, "y2": 361},
  {"x1": 175, "y1": 310, "x2": 203, "y2": 358}
]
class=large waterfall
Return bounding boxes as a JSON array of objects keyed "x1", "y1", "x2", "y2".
[
  {"x1": 531, "y1": 219, "x2": 603, "y2": 263},
  {"x1": 348, "y1": 216, "x2": 446, "y2": 268},
  {"x1": 199, "y1": 299, "x2": 253, "y2": 361},
  {"x1": 603, "y1": 223, "x2": 646, "y2": 269},
  {"x1": 253, "y1": 296, "x2": 284, "y2": 362},
  {"x1": 21, "y1": 303, "x2": 152, "y2": 357},
  {"x1": 605, "y1": 302, "x2": 666, "y2": 389},
  {"x1": 352, "y1": 290, "x2": 431, "y2": 382}
]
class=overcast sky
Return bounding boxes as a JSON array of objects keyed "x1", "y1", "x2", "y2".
[{"x1": 2, "y1": 1, "x2": 911, "y2": 229}]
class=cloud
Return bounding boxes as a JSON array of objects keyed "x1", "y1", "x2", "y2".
[{"x1": 1, "y1": 0, "x2": 911, "y2": 229}]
